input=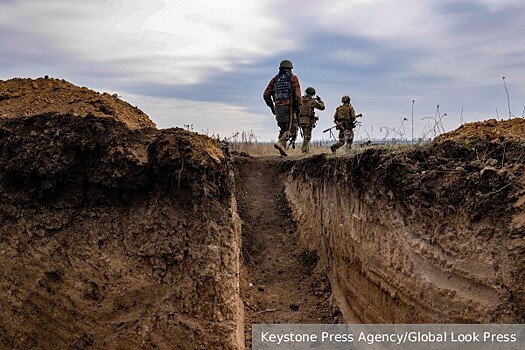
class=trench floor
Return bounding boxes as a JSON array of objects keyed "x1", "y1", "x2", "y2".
[{"x1": 233, "y1": 156, "x2": 337, "y2": 349}]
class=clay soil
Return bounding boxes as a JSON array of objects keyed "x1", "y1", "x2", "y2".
[{"x1": 233, "y1": 156, "x2": 338, "y2": 349}]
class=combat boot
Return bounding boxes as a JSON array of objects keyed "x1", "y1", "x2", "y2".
[{"x1": 274, "y1": 141, "x2": 288, "y2": 157}]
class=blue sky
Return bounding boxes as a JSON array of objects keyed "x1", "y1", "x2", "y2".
[{"x1": 1, "y1": 0, "x2": 525, "y2": 141}]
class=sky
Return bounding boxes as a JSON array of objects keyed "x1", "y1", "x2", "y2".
[{"x1": 1, "y1": 0, "x2": 525, "y2": 141}]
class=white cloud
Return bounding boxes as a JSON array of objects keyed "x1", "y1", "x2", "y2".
[{"x1": 0, "y1": 0, "x2": 287, "y2": 84}]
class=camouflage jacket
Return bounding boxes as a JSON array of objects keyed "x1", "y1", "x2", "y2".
[{"x1": 299, "y1": 95, "x2": 325, "y2": 125}]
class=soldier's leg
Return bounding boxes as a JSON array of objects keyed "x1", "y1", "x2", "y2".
[
  {"x1": 287, "y1": 116, "x2": 299, "y2": 149},
  {"x1": 274, "y1": 121, "x2": 289, "y2": 156},
  {"x1": 344, "y1": 129, "x2": 354, "y2": 152},
  {"x1": 278, "y1": 122, "x2": 291, "y2": 143},
  {"x1": 273, "y1": 106, "x2": 291, "y2": 156},
  {"x1": 331, "y1": 128, "x2": 345, "y2": 153},
  {"x1": 301, "y1": 125, "x2": 312, "y2": 153},
  {"x1": 277, "y1": 121, "x2": 287, "y2": 141}
]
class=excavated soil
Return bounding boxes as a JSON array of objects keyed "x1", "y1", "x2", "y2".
[
  {"x1": 286, "y1": 119, "x2": 525, "y2": 323},
  {"x1": 0, "y1": 78, "x2": 243, "y2": 349},
  {"x1": 0, "y1": 77, "x2": 155, "y2": 129},
  {"x1": 0, "y1": 77, "x2": 524, "y2": 349},
  {"x1": 435, "y1": 118, "x2": 525, "y2": 142}
]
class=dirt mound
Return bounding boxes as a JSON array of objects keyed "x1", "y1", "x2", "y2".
[
  {"x1": 0, "y1": 77, "x2": 155, "y2": 129},
  {"x1": 0, "y1": 114, "x2": 243, "y2": 349},
  {"x1": 435, "y1": 118, "x2": 525, "y2": 142}
]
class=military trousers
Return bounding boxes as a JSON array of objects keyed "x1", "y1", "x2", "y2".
[
  {"x1": 300, "y1": 124, "x2": 313, "y2": 153},
  {"x1": 275, "y1": 105, "x2": 298, "y2": 146},
  {"x1": 332, "y1": 127, "x2": 354, "y2": 152}
]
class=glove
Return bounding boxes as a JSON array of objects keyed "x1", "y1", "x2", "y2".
[
  {"x1": 269, "y1": 105, "x2": 276, "y2": 115},
  {"x1": 315, "y1": 96, "x2": 322, "y2": 101}
]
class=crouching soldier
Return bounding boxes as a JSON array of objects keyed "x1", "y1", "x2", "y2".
[
  {"x1": 330, "y1": 95, "x2": 357, "y2": 154},
  {"x1": 299, "y1": 87, "x2": 325, "y2": 153}
]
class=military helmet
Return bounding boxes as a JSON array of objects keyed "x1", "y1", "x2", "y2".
[
  {"x1": 341, "y1": 95, "x2": 351, "y2": 103},
  {"x1": 305, "y1": 87, "x2": 316, "y2": 95},
  {"x1": 279, "y1": 59, "x2": 293, "y2": 69}
]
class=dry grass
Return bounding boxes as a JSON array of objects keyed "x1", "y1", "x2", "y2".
[
  {"x1": 227, "y1": 131, "x2": 334, "y2": 157},
  {"x1": 230, "y1": 141, "x2": 332, "y2": 157},
  {"x1": 225, "y1": 130, "x2": 426, "y2": 158}
]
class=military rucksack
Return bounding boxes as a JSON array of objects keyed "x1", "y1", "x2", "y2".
[
  {"x1": 335, "y1": 104, "x2": 355, "y2": 122},
  {"x1": 273, "y1": 71, "x2": 292, "y2": 103},
  {"x1": 299, "y1": 96, "x2": 316, "y2": 125}
]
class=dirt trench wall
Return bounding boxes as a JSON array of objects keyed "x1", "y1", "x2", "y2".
[
  {"x1": 285, "y1": 143, "x2": 525, "y2": 324},
  {"x1": 0, "y1": 115, "x2": 244, "y2": 349}
]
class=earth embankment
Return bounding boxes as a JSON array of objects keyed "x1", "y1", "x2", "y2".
[
  {"x1": 0, "y1": 113, "x2": 243, "y2": 349},
  {"x1": 285, "y1": 125, "x2": 525, "y2": 323},
  {"x1": 0, "y1": 77, "x2": 155, "y2": 129}
]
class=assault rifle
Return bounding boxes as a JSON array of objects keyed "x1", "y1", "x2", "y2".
[{"x1": 323, "y1": 113, "x2": 362, "y2": 133}]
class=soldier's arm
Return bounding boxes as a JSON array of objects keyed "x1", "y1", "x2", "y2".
[
  {"x1": 315, "y1": 100, "x2": 325, "y2": 110},
  {"x1": 263, "y1": 79, "x2": 274, "y2": 107},
  {"x1": 350, "y1": 105, "x2": 356, "y2": 119},
  {"x1": 291, "y1": 75, "x2": 302, "y2": 108}
]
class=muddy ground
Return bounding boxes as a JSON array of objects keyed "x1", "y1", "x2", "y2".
[{"x1": 0, "y1": 113, "x2": 244, "y2": 349}]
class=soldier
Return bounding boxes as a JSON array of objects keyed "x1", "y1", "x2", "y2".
[
  {"x1": 330, "y1": 95, "x2": 357, "y2": 154},
  {"x1": 263, "y1": 59, "x2": 302, "y2": 156},
  {"x1": 299, "y1": 87, "x2": 325, "y2": 153}
]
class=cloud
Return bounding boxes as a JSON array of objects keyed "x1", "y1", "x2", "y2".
[
  {"x1": 2, "y1": 0, "x2": 525, "y2": 140},
  {"x1": 0, "y1": 0, "x2": 286, "y2": 84}
]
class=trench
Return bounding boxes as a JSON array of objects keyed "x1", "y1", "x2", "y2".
[
  {"x1": 1, "y1": 112, "x2": 524, "y2": 349},
  {"x1": 234, "y1": 147, "x2": 524, "y2": 348},
  {"x1": 233, "y1": 156, "x2": 338, "y2": 348}
]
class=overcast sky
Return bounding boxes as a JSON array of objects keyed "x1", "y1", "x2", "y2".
[{"x1": 1, "y1": 0, "x2": 525, "y2": 141}]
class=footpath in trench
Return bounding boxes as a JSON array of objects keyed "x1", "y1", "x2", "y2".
[{"x1": 233, "y1": 156, "x2": 338, "y2": 348}]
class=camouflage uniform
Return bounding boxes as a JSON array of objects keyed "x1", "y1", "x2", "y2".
[
  {"x1": 263, "y1": 60, "x2": 302, "y2": 156},
  {"x1": 299, "y1": 92, "x2": 325, "y2": 153},
  {"x1": 330, "y1": 98, "x2": 356, "y2": 153}
]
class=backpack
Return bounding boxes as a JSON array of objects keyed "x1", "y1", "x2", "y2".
[
  {"x1": 335, "y1": 105, "x2": 355, "y2": 122},
  {"x1": 299, "y1": 96, "x2": 316, "y2": 125},
  {"x1": 273, "y1": 71, "x2": 292, "y2": 103}
]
